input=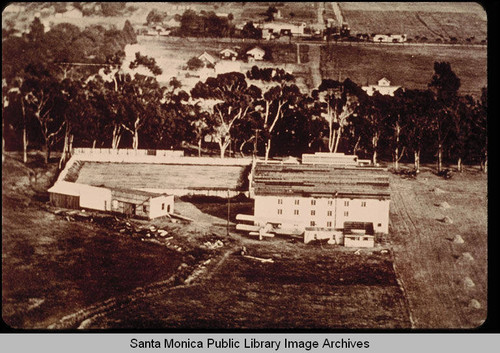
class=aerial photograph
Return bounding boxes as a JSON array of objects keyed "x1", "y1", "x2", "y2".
[{"x1": 2, "y1": 2, "x2": 487, "y2": 330}]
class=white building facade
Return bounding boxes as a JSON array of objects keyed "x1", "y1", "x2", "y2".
[
  {"x1": 253, "y1": 195, "x2": 389, "y2": 234},
  {"x1": 250, "y1": 161, "x2": 390, "y2": 246}
]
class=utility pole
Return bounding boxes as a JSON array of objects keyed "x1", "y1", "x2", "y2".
[
  {"x1": 227, "y1": 189, "x2": 230, "y2": 236},
  {"x1": 253, "y1": 128, "x2": 260, "y2": 159}
]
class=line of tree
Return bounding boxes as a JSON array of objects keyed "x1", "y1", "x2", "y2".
[{"x1": 2, "y1": 22, "x2": 487, "y2": 173}]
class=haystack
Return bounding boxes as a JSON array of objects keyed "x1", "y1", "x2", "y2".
[
  {"x1": 461, "y1": 252, "x2": 474, "y2": 261},
  {"x1": 464, "y1": 276, "x2": 475, "y2": 288},
  {"x1": 436, "y1": 201, "x2": 451, "y2": 210},
  {"x1": 440, "y1": 216, "x2": 454, "y2": 224},
  {"x1": 469, "y1": 299, "x2": 481, "y2": 309},
  {"x1": 453, "y1": 234, "x2": 465, "y2": 244},
  {"x1": 432, "y1": 187, "x2": 446, "y2": 194}
]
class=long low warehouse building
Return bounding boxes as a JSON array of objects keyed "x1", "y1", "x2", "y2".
[{"x1": 48, "y1": 181, "x2": 174, "y2": 219}]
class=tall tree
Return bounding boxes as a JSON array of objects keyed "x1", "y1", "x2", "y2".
[
  {"x1": 191, "y1": 72, "x2": 261, "y2": 158},
  {"x1": 257, "y1": 84, "x2": 301, "y2": 161},
  {"x1": 429, "y1": 62, "x2": 461, "y2": 172},
  {"x1": 23, "y1": 65, "x2": 65, "y2": 164},
  {"x1": 316, "y1": 78, "x2": 363, "y2": 153},
  {"x1": 400, "y1": 89, "x2": 435, "y2": 172}
]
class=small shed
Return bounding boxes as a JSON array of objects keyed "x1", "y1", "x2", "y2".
[
  {"x1": 110, "y1": 188, "x2": 173, "y2": 219},
  {"x1": 343, "y1": 221, "x2": 375, "y2": 248},
  {"x1": 304, "y1": 227, "x2": 342, "y2": 244},
  {"x1": 48, "y1": 181, "x2": 81, "y2": 209}
]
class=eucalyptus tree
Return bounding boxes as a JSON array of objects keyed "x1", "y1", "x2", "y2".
[
  {"x1": 428, "y1": 62, "x2": 461, "y2": 172},
  {"x1": 191, "y1": 72, "x2": 262, "y2": 158},
  {"x1": 399, "y1": 89, "x2": 436, "y2": 173},
  {"x1": 316, "y1": 78, "x2": 364, "y2": 153},
  {"x1": 22, "y1": 65, "x2": 65, "y2": 164},
  {"x1": 257, "y1": 84, "x2": 302, "y2": 161}
]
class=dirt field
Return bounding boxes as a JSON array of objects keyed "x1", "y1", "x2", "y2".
[
  {"x1": 72, "y1": 238, "x2": 410, "y2": 329},
  {"x1": 388, "y1": 165, "x2": 487, "y2": 328},
  {"x1": 339, "y1": 2, "x2": 487, "y2": 43},
  {"x1": 320, "y1": 43, "x2": 487, "y2": 97}
]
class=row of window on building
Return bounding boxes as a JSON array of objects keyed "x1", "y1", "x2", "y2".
[{"x1": 277, "y1": 199, "x2": 367, "y2": 207}]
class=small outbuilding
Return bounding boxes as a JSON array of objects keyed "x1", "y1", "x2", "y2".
[{"x1": 110, "y1": 188, "x2": 174, "y2": 219}]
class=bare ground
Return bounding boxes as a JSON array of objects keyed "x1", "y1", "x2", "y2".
[{"x1": 388, "y1": 166, "x2": 487, "y2": 328}]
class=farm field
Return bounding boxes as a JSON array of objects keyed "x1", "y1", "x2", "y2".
[
  {"x1": 73, "y1": 239, "x2": 410, "y2": 329},
  {"x1": 388, "y1": 166, "x2": 487, "y2": 328},
  {"x1": 339, "y1": 2, "x2": 487, "y2": 43},
  {"x1": 320, "y1": 43, "x2": 487, "y2": 97},
  {"x1": 74, "y1": 162, "x2": 249, "y2": 191}
]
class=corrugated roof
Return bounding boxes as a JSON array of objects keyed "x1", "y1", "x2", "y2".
[
  {"x1": 252, "y1": 163, "x2": 390, "y2": 199},
  {"x1": 110, "y1": 187, "x2": 168, "y2": 204}
]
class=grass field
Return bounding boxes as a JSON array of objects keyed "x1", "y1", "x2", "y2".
[
  {"x1": 320, "y1": 43, "x2": 487, "y2": 97},
  {"x1": 339, "y1": 2, "x2": 487, "y2": 43}
]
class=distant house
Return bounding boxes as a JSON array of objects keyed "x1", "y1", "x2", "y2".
[
  {"x1": 164, "y1": 17, "x2": 181, "y2": 29},
  {"x1": 246, "y1": 47, "x2": 265, "y2": 61},
  {"x1": 362, "y1": 77, "x2": 401, "y2": 96},
  {"x1": 259, "y1": 22, "x2": 306, "y2": 39},
  {"x1": 219, "y1": 48, "x2": 238, "y2": 61},
  {"x1": 198, "y1": 51, "x2": 217, "y2": 66},
  {"x1": 372, "y1": 34, "x2": 407, "y2": 43}
]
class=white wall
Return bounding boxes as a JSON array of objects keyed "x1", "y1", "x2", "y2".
[
  {"x1": 344, "y1": 235, "x2": 375, "y2": 248},
  {"x1": 149, "y1": 195, "x2": 174, "y2": 219},
  {"x1": 79, "y1": 184, "x2": 112, "y2": 211},
  {"x1": 254, "y1": 195, "x2": 390, "y2": 234}
]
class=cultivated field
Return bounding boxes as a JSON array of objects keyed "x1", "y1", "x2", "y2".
[
  {"x1": 70, "y1": 238, "x2": 410, "y2": 329},
  {"x1": 339, "y1": 2, "x2": 487, "y2": 43},
  {"x1": 320, "y1": 43, "x2": 487, "y2": 97},
  {"x1": 388, "y1": 166, "x2": 487, "y2": 328}
]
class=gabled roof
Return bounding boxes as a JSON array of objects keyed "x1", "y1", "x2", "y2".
[
  {"x1": 220, "y1": 48, "x2": 238, "y2": 55},
  {"x1": 198, "y1": 51, "x2": 217, "y2": 64},
  {"x1": 377, "y1": 77, "x2": 391, "y2": 86},
  {"x1": 246, "y1": 46, "x2": 265, "y2": 55}
]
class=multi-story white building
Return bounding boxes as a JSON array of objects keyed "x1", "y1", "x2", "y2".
[{"x1": 249, "y1": 161, "x2": 390, "y2": 246}]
